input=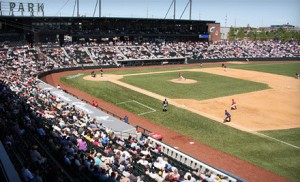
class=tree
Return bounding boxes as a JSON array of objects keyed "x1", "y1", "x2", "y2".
[
  {"x1": 282, "y1": 31, "x2": 293, "y2": 42},
  {"x1": 248, "y1": 31, "x2": 256, "y2": 41},
  {"x1": 257, "y1": 30, "x2": 267, "y2": 41},
  {"x1": 291, "y1": 31, "x2": 300, "y2": 43},
  {"x1": 268, "y1": 31, "x2": 278, "y2": 41},
  {"x1": 227, "y1": 27, "x2": 236, "y2": 40},
  {"x1": 236, "y1": 28, "x2": 246, "y2": 40}
]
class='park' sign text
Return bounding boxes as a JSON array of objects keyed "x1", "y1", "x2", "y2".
[{"x1": 0, "y1": 2, "x2": 45, "y2": 16}]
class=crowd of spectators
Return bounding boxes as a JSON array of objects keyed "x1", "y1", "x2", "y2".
[
  {"x1": 13, "y1": 40, "x2": 299, "y2": 69},
  {"x1": 0, "y1": 44, "x2": 234, "y2": 181},
  {"x1": 187, "y1": 40, "x2": 299, "y2": 59},
  {"x1": 64, "y1": 45, "x2": 93, "y2": 64},
  {"x1": 40, "y1": 46, "x2": 76, "y2": 67},
  {"x1": 82, "y1": 40, "x2": 299, "y2": 64},
  {"x1": 117, "y1": 46, "x2": 154, "y2": 60},
  {"x1": 142, "y1": 42, "x2": 183, "y2": 59},
  {"x1": 89, "y1": 45, "x2": 124, "y2": 65}
]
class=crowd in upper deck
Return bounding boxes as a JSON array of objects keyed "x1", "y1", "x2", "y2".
[{"x1": 25, "y1": 40, "x2": 300, "y2": 68}]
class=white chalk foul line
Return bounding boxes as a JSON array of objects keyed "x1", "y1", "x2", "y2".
[
  {"x1": 116, "y1": 100, "x2": 135, "y2": 105},
  {"x1": 116, "y1": 100, "x2": 156, "y2": 116},
  {"x1": 256, "y1": 132, "x2": 300, "y2": 150},
  {"x1": 229, "y1": 122, "x2": 300, "y2": 150},
  {"x1": 132, "y1": 100, "x2": 156, "y2": 111},
  {"x1": 138, "y1": 110, "x2": 157, "y2": 116}
]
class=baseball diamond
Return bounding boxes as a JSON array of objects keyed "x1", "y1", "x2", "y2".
[{"x1": 49, "y1": 61, "x2": 300, "y2": 181}]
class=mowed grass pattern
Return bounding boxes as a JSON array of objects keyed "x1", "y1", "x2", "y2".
[
  {"x1": 61, "y1": 62, "x2": 300, "y2": 181},
  {"x1": 121, "y1": 71, "x2": 269, "y2": 99}
]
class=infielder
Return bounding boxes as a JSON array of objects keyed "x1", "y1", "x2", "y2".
[{"x1": 224, "y1": 110, "x2": 231, "y2": 122}]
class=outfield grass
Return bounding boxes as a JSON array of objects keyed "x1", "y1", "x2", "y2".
[
  {"x1": 120, "y1": 71, "x2": 269, "y2": 100},
  {"x1": 61, "y1": 62, "x2": 300, "y2": 181},
  {"x1": 230, "y1": 62, "x2": 300, "y2": 77}
]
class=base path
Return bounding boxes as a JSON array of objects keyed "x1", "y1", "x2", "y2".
[{"x1": 41, "y1": 66, "x2": 291, "y2": 182}]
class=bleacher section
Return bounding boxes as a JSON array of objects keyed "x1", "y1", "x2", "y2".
[
  {"x1": 2, "y1": 40, "x2": 298, "y2": 69},
  {"x1": 64, "y1": 45, "x2": 93, "y2": 65}
]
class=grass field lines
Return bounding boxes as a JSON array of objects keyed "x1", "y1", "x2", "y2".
[{"x1": 116, "y1": 100, "x2": 157, "y2": 116}]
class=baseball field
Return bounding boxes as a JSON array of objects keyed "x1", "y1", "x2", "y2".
[{"x1": 58, "y1": 62, "x2": 300, "y2": 181}]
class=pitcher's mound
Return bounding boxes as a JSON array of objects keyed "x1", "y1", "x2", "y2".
[
  {"x1": 83, "y1": 74, "x2": 123, "y2": 81},
  {"x1": 170, "y1": 79, "x2": 197, "y2": 84}
]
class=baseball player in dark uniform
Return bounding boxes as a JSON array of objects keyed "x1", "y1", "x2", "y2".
[
  {"x1": 224, "y1": 110, "x2": 231, "y2": 122},
  {"x1": 163, "y1": 99, "x2": 168, "y2": 112}
]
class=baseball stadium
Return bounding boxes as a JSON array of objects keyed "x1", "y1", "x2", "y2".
[{"x1": 0, "y1": 1, "x2": 300, "y2": 182}]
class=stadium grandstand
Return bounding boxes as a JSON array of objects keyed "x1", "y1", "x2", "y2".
[{"x1": 0, "y1": 1, "x2": 300, "y2": 182}]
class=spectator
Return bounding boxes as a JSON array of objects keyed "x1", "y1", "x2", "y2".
[
  {"x1": 30, "y1": 145, "x2": 47, "y2": 164},
  {"x1": 21, "y1": 163, "x2": 34, "y2": 182}
]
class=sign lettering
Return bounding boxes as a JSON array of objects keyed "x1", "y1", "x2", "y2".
[
  {"x1": 1, "y1": 2, "x2": 45, "y2": 16},
  {"x1": 18, "y1": 3, "x2": 24, "y2": 12}
]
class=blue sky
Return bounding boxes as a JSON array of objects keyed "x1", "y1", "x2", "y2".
[{"x1": 1, "y1": 0, "x2": 299, "y2": 27}]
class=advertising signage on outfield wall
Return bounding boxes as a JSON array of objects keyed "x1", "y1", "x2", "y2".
[
  {"x1": 199, "y1": 34, "x2": 209, "y2": 39},
  {"x1": 0, "y1": 2, "x2": 44, "y2": 16}
]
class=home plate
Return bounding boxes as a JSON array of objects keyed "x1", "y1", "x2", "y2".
[
  {"x1": 174, "y1": 146, "x2": 179, "y2": 149},
  {"x1": 189, "y1": 142, "x2": 194, "y2": 145}
]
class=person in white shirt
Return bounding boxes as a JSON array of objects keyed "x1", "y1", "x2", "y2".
[{"x1": 137, "y1": 156, "x2": 149, "y2": 167}]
